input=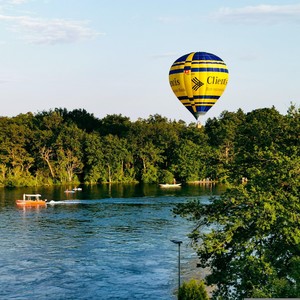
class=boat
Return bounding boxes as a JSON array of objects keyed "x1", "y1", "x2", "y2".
[
  {"x1": 64, "y1": 190, "x2": 75, "y2": 193},
  {"x1": 159, "y1": 183, "x2": 182, "y2": 188},
  {"x1": 16, "y1": 194, "x2": 47, "y2": 206}
]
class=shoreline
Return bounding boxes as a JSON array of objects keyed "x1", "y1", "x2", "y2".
[
  {"x1": 187, "y1": 180, "x2": 218, "y2": 184},
  {"x1": 180, "y1": 255, "x2": 215, "y2": 296}
]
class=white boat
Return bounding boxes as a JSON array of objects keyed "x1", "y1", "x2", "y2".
[
  {"x1": 64, "y1": 190, "x2": 75, "y2": 193},
  {"x1": 159, "y1": 183, "x2": 182, "y2": 188}
]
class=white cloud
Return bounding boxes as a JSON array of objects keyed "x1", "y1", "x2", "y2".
[
  {"x1": 9, "y1": 0, "x2": 28, "y2": 4},
  {"x1": 214, "y1": 4, "x2": 300, "y2": 24},
  {"x1": 239, "y1": 53, "x2": 261, "y2": 61},
  {"x1": 150, "y1": 52, "x2": 178, "y2": 59},
  {"x1": 0, "y1": 0, "x2": 28, "y2": 8},
  {"x1": 0, "y1": 14, "x2": 103, "y2": 44},
  {"x1": 157, "y1": 16, "x2": 179, "y2": 24}
]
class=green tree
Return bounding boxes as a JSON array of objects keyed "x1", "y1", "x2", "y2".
[
  {"x1": 171, "y1": 139, "x2": 211, "y2": 182},
  {"x1": 101, "y1": 134, "x2": 134, "y2": 183},
  {"x1": 84, "y1": 132, "x2": 106, "y2": 183},
  {"x1": 33, "y1": 110, "x2": 65, "y2": 183},
  {"x1": 205, "y1": 109, "x2": 245, "y2": 182},
  {"x1": 129, "y1": 115, "x2": 184, "y2": 175},
  {"x1": 62, "y1": 108, "x2": 101, "y2": 133},
  {"x1": 174, "y1": 105, "x2": 300, "y2": 299},
  {"x1": 233, "y1": 107, "x2": 285, "y2": 183},
  {"x1": 159, "y1": 169, "x2": 174, "y2": 184},
  {"x1": 55, "y1": 123, "x2": 85, "y2": 183},
  {"x1": 99, "y1": 114, "x2": 131, "y2": 137},
  {"x1": 56, "y1": 148, "x2": 83, "y2": 183},
  {"x1": 0, "y1": 114, "x2": 35, "y2": 186},
  {"x1": 136, "y1": 141, "x2": 163, "y2": 183},
  {"x1": 171, "y1": 140, "x2": 201, "y2": 182}
]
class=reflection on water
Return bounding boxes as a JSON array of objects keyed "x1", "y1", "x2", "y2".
[{"x1": 0, "y1": 184, "x2": 223, "y2": 300}]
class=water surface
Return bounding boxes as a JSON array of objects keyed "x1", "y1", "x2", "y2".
[{"x1": 0, "y1": 184, "x2": 222, "y2": 299}]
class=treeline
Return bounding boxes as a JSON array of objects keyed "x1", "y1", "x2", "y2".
[{"x1": 0, "y1": 104, "x2": 298, "y2": 187}]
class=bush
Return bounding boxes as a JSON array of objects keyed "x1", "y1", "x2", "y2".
[
  {"x1": 178, "y1": 279, "x2": 209, "y2": 300},
  {"x1": 159, "y1": 169, "x2": 174, "y2": 184}
]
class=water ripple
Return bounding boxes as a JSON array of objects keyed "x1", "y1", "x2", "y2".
[{"x1": 0, "y1": 195, "x2": 211, "y2": 299}]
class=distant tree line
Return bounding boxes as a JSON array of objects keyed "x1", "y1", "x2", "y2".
[{"x1": 0, "y1": 104, "x2": 298, "y2": 188}]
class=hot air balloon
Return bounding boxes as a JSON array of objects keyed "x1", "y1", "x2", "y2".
[{"x1": 169, "y1": 52, "x2": 229, "y2": 124}]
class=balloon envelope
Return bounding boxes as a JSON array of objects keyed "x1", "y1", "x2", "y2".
[{"x1": 169, "y1": 52, "x2": 229, "y2": 120}]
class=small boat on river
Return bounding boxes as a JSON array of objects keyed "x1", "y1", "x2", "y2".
[
  {"x1": 73, "y1": 187, "x2": 82, "y2": 191},
  {"x1": 159, "y1": 183, "x2": 182, "y2": 188},
  {"x1": 16, "y1": 194, "x2": 47, "y2": 206}
]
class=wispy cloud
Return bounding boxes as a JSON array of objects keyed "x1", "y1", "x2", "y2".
[
  {"x1": 9, "y1": 0, "x2": 28, "y2": 4},
  {"x1": 214, "y1": 4, "x2": 300, "y2": 24},
  {"x1": 157, "y1": 16, "x2": 180, "y2": 24},
  {"x1": 0, "y1": 0, "x2": 29, "y2": 9},
  {"x1": 0, "y1": 14, "x2": 103, "y2": 44},
  {"x1": 239, "y1": 53, "x2": 262, "y2": 61},
  {"x1": 150, "y1": 52, "x2": 178, "y2": 59}
]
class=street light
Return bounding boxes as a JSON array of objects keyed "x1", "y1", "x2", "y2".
[{"x1": 171, "y1": 239, "x2": 183, "y2": 296}]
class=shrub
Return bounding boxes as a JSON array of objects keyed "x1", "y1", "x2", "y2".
[
  {"x1": 159, "y1": 169, "x2": 174, "y2": 184},
  {"x1": 178, "y1": 279, "x2": 209, "y2": 300}
]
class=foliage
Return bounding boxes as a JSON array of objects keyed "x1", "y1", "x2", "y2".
[
  {"x1": 205, "y1": 109, "x2": 245, "y2": 183},
  {"x1": 0, "y1": 105, "x2": 298, "y2": 188},
  {"x1": 174, "y1": 104, "x2": 300, "y2": 299},
  {"x1": 1, "y1": 105, "x2": 298, "y2": 298},
  {"x1": 178, "y1": 279, "x2": 209, "y2": 300},
  {"x1": 159, "y1": 169, "x2": 174, "y2": 184}
]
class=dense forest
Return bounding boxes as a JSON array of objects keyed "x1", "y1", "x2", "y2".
[{"x1": 0, "y1": 104, "x2": 298, "y2": 188}]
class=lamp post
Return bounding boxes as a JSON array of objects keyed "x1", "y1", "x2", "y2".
[{"x1": 171, "y1": 239, "x2": 182, "y2": 296}]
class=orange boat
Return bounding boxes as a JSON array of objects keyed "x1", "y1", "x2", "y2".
[{"x1": 16, "y1": 194, "x2": 47, "y2": 206}]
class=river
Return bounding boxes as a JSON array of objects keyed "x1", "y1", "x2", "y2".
[{"x1": 0, "y1": 183, "x2": 224, "y2": 300}]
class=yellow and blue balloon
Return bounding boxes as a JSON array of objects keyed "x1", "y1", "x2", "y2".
[{"x1": 169, "y1": 52, "x2": 229, "y2": 121}]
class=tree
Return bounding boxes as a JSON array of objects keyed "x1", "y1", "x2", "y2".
[
  {"x1": 55, "y1": 123, "x2": 85, "y2": 183},
  {"x1": 33, "y1": 110, "x2": 65, "y2": 182},
  {"x1": 0, "y1": 114, "x2": 35, "y2": 186},
  {"x1": 159, "y1": 169, "x2": 174, "y2": 184},
  {"x1": 171, "y1": 139, "x2": 211, "y2": 182},
  {"x1": 40, "y1": 146, "x2": 55, "y2": 178},
  {"x1": 171, "y1": 140, "x2": 202, "y2": 182},
  {"x1": 83, "y1": 132, "x2": 106, "y2": 184},
  {"x1": 205, "y1": 109, "x2": 245, "y2": 182},
  {"x1": 135, "y1": 141, "x2": 163, "y2": 183},
  {"x1": 174, "y1": 105, "x2": 300, "y2": 299},
  {"x1": 56, "y1": 148, "x2": 83, "y2": 183},
  {"x1": 63, "y1": 108, "x2": 101, "y2": 133},
  {"x1": 101, "y1": 134, "x2": 134, "y2": 183},
  {"x1": 98, "y1": 114, "x2": 131, "y2": 137}
]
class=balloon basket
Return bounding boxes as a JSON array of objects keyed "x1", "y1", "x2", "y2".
[{"x1": 196, "y1": 121, "x2": 202, "y2": 129}]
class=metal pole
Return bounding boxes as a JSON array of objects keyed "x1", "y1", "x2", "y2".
[
  {"x1": 178, "y1": 242, "x2": 181, "y2": 290},
  {"x1": 171, "y1": 239, "x2": 183, "y2": 297}
]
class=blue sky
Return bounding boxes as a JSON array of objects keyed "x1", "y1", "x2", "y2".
[{"x1": 0, "y1": 0, "x2": 299, "y2": 123}]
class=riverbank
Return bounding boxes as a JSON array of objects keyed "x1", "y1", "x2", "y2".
[
  {"x1": 187, "y1": 180, "x2": 218, "y2": 184},
  {"x1": 181, "y1": 256, "x2": 215, "y2": 297}
]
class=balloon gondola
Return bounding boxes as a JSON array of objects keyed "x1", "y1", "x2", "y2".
[{"x1": 169, "y1": 52, "x2": 229, "y2": 126}]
